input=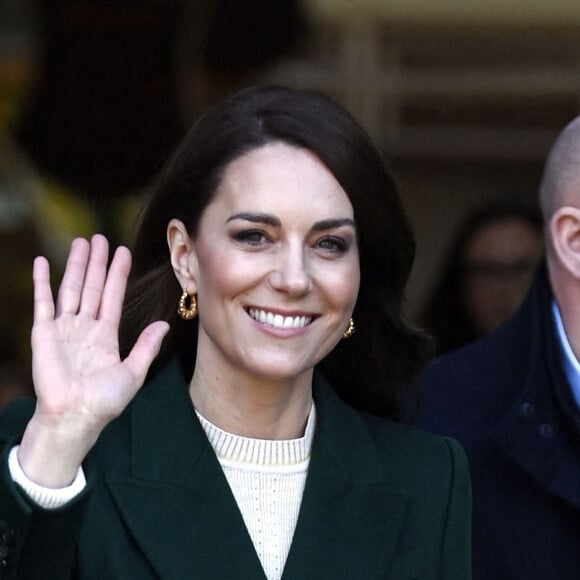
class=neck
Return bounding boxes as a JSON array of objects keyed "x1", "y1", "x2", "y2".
[
  {"x1": 549, "y1": 260, "x2": 580, "y2": 359},
  {"x1": 189, "y1": 363, "x2": 314, "y2": 440}
]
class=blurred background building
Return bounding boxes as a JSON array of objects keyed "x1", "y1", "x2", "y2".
[{"x1": 2, "y1": 0, "x2": 579, "y2": 400}]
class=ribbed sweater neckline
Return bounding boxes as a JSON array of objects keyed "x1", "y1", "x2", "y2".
[{"x1": 196, "y1": 404, "x2": 316, "y2": 468}]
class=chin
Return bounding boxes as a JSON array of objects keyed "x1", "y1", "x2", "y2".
[{"x1": 244, "y1": 360, "x2": 312, "y2": 384}]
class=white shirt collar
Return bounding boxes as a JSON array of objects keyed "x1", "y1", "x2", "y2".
[{"x1": 551, "y1": 299, "x2": 580, "y2": 408}]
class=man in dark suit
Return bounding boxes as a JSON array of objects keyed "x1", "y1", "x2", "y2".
[{"x1": 417, "y1": 117, "x2": 580, "y2": 580}]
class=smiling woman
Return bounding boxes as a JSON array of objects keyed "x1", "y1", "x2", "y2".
[
  {"x1": 0, "y1": 86, "x2": 471, "y2": 579},
  {"x1": 164, "y1": 143, "x2": 360, "y2": 417}
]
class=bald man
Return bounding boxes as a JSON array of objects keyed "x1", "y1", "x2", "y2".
[{"x1": 416, "y1": 118, "x2": 580, "y2": 580}]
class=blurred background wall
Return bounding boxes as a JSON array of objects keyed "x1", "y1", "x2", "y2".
[{"x1": 2, "y1": 0, "x2": 580, "y2": 397}]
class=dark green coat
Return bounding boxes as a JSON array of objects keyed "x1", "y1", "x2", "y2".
[{"x1": 0, "y1": 359, "x2": 471, "y2": 579}]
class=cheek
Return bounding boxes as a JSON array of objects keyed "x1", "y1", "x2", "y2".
[
  {"x1": 322, "y1": 262, "x2": 360, "y2": 307},
  {"x1": 345, "y1": 264, "x2": 361, "y2": 301},
  {"x1": 195, "y1": 249, "x2": 259, "y2": 299}
]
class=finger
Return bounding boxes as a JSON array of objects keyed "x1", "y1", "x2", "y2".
[
  {"x1": 123, "y1": 321, "x2": 170, "y2": 387},
  {"x1": 56, "y1": 238, "x2": 90, "y2": 317},
  {"x1": 33, "y1": 256, "x2": 55, "y2": 323},
  {"x1": 79, "y1": 234, "x2": 109, "y2": 317},
  {"x1": 98, "y1": 245, "x2": 132, "y2": 325}
]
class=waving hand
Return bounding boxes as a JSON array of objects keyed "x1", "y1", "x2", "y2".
[{"x1": 18, "y1": 235, "x2": 169, "y2": 487}]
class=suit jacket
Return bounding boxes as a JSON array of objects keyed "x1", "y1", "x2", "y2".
[
  {"x1": 417, "y1": 263, "x2": 580, "y2": 580},
  {"x1": 0, "y1": 358, "x2": 471, "y2": 579}
]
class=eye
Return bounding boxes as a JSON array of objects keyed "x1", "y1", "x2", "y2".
[
  {"x1": 232, "y1": 229, "x2": 270, "y2": 246},
  {"x1": 316, "y1": 236, "x2": 349, "y2": 253}
]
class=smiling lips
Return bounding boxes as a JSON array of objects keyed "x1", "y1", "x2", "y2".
[{"x1": 248, "y1": 308, "x2": 313, "y2": 329}]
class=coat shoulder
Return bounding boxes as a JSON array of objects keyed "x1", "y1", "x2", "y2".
[
  {"x1": 362, "y1": 414, "x2": 469, "y2": 486},
  {"x1": 416, "y1": 316, "x2": 529, "y2": 442}
]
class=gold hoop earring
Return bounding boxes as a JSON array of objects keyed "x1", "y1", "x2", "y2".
[
  {"x1": 342, "y1": 318, "x2": 355, "y2": 339},
  {"x1": 177, "y1": 289, "x2": 198, "y2": 320}
]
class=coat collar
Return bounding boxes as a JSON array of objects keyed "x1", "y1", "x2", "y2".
[
  {"x1": 282, "y1": 372, "x2": 410, "y2": 578},
  {"x1": 489, "y1": 263, "x2": 580, "y2": 510},
  {"x1": 104, "y1": 359, "x2": 410, "y2": 579}
]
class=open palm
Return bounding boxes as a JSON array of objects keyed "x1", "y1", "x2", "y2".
[{"x1": 20, "y1": 235, "x2": 168, "y2": 486}]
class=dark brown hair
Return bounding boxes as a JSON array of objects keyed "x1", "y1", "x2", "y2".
[{"x1": 121, "y1": 85, "x2": 430, "y2": 419}]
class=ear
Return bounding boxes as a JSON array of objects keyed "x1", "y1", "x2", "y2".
[
  {"x1": 167, "y1": 218, "x2": 199, "y2": 291},
  {"x1": 550, "y1": 206, "x2": 580, "y2": 278}
]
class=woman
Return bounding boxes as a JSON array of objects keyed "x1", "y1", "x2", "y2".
[
  {"x1": 0, "y1": 86, "x2": 470, "y2": 579},
  {"x1": 420, "y1": 203, "x2": 543, "y2": 354}
]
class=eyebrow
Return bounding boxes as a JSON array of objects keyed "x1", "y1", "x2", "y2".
[
  {"x1": 311, "y1": 218, "x2": 356, "y2": 232},
  {"x1": 227, "y1": 212, "x2": 280, "y2": 226},
  {"x1": 227, "y1": 213, "x2": 356, "y2": 231}
]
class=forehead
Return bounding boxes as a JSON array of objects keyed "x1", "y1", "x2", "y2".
[
  {"x1": 466, "y1": 218, "x2": 543, "y2": 262},
  {"x1": 209, "y1": 142, "x2": 354, "y2": 218}
]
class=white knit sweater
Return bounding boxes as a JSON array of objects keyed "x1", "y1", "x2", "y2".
[{"x1": 196, "y1": 406, "x2": 315, "y2": 580}]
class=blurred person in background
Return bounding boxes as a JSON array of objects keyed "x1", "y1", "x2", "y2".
[{"x1": 420, "y1": 202, "x2": 544, "y2": 354}]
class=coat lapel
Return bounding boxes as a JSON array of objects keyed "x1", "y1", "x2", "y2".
[
  {"x1": 104, "y1": 359, "x2": 267, "y2": 579},
  {"x1": 490, "y1": 270, "x2": 580, "y2": 512},
  {"x1": 282, "y1": 376, "x2": 409, "y2": 579},
  {"x1": 104, "y1": 361, "x2": 409, "y2": 579}
]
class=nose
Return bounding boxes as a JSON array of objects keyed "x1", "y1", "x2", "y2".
[{"x1": 268, "y1": 245, "x2": 312, "y2": 296}]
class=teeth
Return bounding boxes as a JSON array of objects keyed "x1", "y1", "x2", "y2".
[{"x1": 249, "y1": 308, "x2": 312, "y2": 329}]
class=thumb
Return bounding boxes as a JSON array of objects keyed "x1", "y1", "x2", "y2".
[{"x1": 123, "y1": 321, "x2": 170, "y2": 386}]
